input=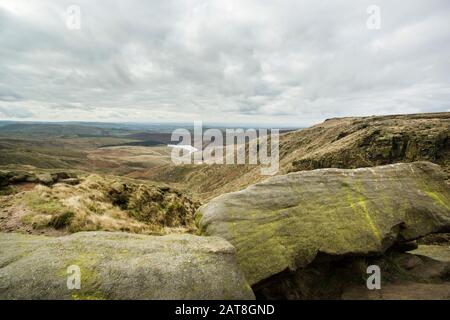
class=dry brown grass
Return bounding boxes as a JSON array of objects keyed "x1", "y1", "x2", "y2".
[{"x1": 3, "y1": 173, "x2": 199, "y2": 236}]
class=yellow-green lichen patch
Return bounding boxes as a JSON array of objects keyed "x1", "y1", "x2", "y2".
[
  {"x1": 425, "y1": 191, "x2": 450, "y2": 211},
  {"x1": 71, "y1": 292, "x2": 105, "y2": 300},
  {"x1": 198, "y1": 162, "x2": 450, "y2": 285}
]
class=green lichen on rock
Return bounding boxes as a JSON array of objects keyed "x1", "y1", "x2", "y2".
[
  {"x1": 196, "y1": 161, "x2": 450, "y2": 285},
  {"x1": 0, "y1": 231, "x2": 255, "y2": 300}
]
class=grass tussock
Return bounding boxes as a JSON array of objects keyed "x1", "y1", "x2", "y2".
[{"x1": 17, "y1": 174, "x2": 199, "y2": 235}]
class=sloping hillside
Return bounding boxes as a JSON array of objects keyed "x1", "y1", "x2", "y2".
[
  {"x1": 283, "y1": 112, "x2": 449, "y2": 174},
  {"x1": 136, "y1": 112, "x2": 449, "y2": 200},
  {"x1": 1, "y1": 113, "x2": 448, "y2": 234}
]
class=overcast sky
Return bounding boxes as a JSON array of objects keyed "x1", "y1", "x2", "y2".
[{"x1": 0, "y1": 0, "x2": 449, "y2": 126}]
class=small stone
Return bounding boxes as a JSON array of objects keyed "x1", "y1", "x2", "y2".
[
  {"x1": 36, "y1": 173, "x2": 54, "y2": 185},
  {"x1": 58, "y1": 178, "x2": 80, "y2": 185}
]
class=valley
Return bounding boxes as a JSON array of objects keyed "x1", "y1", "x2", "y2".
[{"x1": 0, "y1": 113, "x2": 449, "y2": 300}]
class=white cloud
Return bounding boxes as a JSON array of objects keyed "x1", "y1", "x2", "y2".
[{"x1": 0, "y1": 0, "x2": 449, "y2": 126}]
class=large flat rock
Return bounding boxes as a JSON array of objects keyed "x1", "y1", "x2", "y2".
[
  {"x1": 196, "y1": 162, "x2": 450, "y2": 285},
  {"x1": 0, "y1": 231, "x2": 255, "y2": 300}
]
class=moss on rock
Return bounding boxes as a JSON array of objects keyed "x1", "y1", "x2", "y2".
[
  {"x1": 196, "y1": 162, "x2": 450, "y2": 286},
  {"x1": 0, "y1": 231, "x2": 255, "y2": 300}
]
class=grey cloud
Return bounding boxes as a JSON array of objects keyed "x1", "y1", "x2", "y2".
[
  {"x1": 0, "y1": 105, "x2": 34, "y2": 118},
  {"x1": 0, "y1": 0, "x2": 449, "y2": 126},
  {"x1": 0, "y1": 87, "x2": 23, "y2": 102}
]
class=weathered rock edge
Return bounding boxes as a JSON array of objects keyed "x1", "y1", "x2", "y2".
[
  {"x1": 196, "y1": 161, "x2": 450, "y2": 285},
  {"x1": 0, "y1": 231, "x2": 255, "y2": 300}
]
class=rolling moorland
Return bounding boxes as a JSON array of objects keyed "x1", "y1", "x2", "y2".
[{"x1": 0, "y1": 112, "x2": 449, "y2": 299}]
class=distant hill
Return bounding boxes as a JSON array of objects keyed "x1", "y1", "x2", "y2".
[
  {"x1": 0, "y1": 123, "x2": 133, "y2": 138},
  {"x1": 0, "y1": 123, "x2": 180, "y2": 169},
  {"x1": 136, "y1": 112, "x2": 449, "y2": 200},
  {"x1": 0, "y1": 113, "x2": 448, "y2": 200}
]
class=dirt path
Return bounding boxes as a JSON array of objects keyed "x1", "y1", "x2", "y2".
[{"x1": 0, "y1": 186, "x2": 66, "y2": 236}]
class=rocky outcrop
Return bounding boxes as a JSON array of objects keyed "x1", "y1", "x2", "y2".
[
  {"x1": 288, "y1": 113, "x2": 450, "y2": 177},
  {"x1": 0, "y1": 170, "x2": 80, "y2": 187},
  {"x1": 196, "y1": 162, "x2": 450, "y2": 288},
  {"x1": 0, "y1": 231, "x2": 255, "y2": 300},
  {"x1": 340, "y1": 250, "x2": 450, "y2": 300},
  {"x1": 255, "y1": 250, "x2": 450, "y2": 300}
]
